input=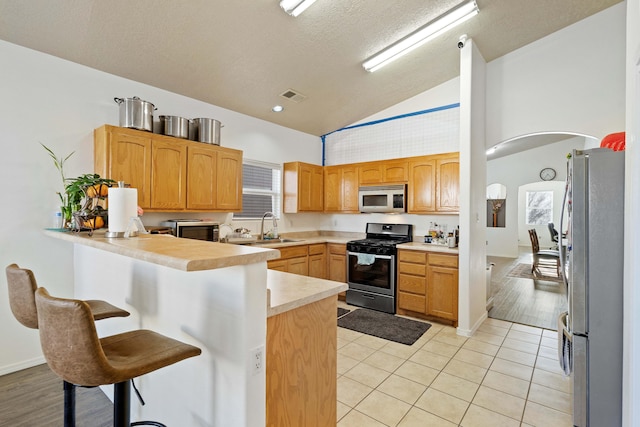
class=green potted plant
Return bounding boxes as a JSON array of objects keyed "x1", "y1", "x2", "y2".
[{"x1": 42, "y1": 144, "x2": 114, "y2": 229}]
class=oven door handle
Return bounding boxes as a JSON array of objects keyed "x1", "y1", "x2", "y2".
[{"x1": 347, "y1": 251, "x2": 393, "y2": 260}]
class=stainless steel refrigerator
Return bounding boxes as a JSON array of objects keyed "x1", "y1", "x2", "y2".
[{"x1": 559, "y1": 148, "x2": 625, "y2": 426}]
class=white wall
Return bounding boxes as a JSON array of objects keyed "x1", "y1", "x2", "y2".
[
  {"x1": 0, "y1": 40, "x2": 321, "y2": 374},
  {"x1": 485, "y1": 3, "x2": 626, "y2": 146}
]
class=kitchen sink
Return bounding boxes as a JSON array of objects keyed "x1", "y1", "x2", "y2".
[{"x1": 251, "y1": 238, "x2": 303, "y2": 245}]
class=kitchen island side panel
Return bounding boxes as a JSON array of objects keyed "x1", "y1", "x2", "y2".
[{"x1": 73, "y1": 244, "x2": 267, "y2": 427}]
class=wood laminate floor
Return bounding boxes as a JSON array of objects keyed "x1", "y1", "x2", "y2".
[
  {"x1": 0, "y1": 363, "x2": 112, "y2": 426},
  {"x1": 488, "y1": 247, "x2": 567, "y2": 331}
]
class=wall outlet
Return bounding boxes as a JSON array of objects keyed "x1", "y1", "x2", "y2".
[{"x1": 250, "y1": 346, "x2": 264, "y2": 375}]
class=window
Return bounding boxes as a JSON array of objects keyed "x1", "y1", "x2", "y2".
[
  {"x1": 233, "y1": 160, "x2": 281, "y2": 219},
  {"x1": 526, "y1": 191, "x2": 553, "y2": 225}
]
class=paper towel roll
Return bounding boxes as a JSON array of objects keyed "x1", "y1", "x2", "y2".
[{"x1": 108, "y1": 187, "x2": 138, "y2": 233}]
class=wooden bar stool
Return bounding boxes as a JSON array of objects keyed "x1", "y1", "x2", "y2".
[
  {"x1": 5, "y1": 263, "x2": 130, "y2": 426},
  {"x1": 34, "y1": 287, "x2": 202, "y2": 427}
]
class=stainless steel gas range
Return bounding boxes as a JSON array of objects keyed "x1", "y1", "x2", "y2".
[{"x1": 346, "y1": 223, "x2": 413, "y2": 314}]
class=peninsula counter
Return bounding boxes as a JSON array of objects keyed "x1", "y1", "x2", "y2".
[{"x1": 44, "y1": 230, "x2": 346, "y2": 427}]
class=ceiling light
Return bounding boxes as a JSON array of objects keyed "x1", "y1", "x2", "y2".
[
  {"x1": 272, "y1": 105, "x2": 284, "y2": 112},
  {"x1": 363, "y1": 0, "x2": 479, "y2": 72},
  {"x1": 280, "y1": 0, "x2": 318, "y2": 17}
]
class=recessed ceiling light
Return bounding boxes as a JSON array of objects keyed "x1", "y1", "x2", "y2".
[{"x1": 272, "y1": 105, "x2": 284, "y2": 113}]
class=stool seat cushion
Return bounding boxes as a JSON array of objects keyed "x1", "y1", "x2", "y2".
[
  {"x1": 85, "y1": 300, "x2": 130, "y2": 321},
  {"x1": 35, "y1": 288, "x2": 201, "y2": 388}
]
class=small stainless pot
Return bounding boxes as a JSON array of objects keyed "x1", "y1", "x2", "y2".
[
  {"x1": 114, "y1": 96, "x2": 155, "y2": 132},
  {"x1": 193, "y1": 118, "x2": 222, "y2": 145},
  {"x1": 159, "y1": 115, "x2": 190, "y2": 139}
]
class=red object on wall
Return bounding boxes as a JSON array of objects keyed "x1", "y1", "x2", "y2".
[{"x1": 600, "y1": 132, "x2": 625, "y2": 151}]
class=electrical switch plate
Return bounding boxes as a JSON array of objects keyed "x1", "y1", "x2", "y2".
[{"x1": 251, "y1": 346, "x2": 264, "y2": 375}]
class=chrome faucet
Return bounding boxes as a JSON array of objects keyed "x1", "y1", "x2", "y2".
[{"x1": 260, "y1": 212, "x2": 278, "y2": 240}]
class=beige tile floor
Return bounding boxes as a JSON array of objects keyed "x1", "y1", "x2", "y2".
[{"x1": 336, "y1": 309, "x2": 573, "y2": 426}]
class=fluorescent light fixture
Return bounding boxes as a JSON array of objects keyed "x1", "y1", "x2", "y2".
[
  {"x1": 280, "y1": 0, "x2": 318, "y2": 17},
  {"x1": 363, "y1": 0, "x2": 479, "y2": 72}
]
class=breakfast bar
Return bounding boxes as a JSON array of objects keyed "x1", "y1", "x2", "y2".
[{"x1": 43, "y1": 230, "x2": 347, "y2": 427}]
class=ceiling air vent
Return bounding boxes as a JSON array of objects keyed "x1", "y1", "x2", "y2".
[{"x1": 279, "y1": 89, "x2": 307, "y2": 103}]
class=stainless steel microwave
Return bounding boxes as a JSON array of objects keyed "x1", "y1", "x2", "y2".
[
  {"x1": 358, "y1": 185, "x2": 406, "y2": 213},
  {"x1": 159, "y1": 219, "x2": 219, "y2": 242}
]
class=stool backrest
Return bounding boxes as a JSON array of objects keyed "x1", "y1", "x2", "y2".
[
  {"x1": 5, "y1": 264, "x2": 39, "y2": 329},
  {"x1": 35, "y1": 287, "x2": 113, "y2": 386}
]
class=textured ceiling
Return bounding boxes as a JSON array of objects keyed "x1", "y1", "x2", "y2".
[{"x1": 0, "y1": 0, "x2": 622, "y2": 136}]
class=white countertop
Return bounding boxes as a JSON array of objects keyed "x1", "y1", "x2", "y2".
[
  {"x1": 44, "y1": 229, "x2": 280, "y2": 271},
  {"x1": 266, "y1": 270, "x2": 348, "y2": 317},
  {"x1": 397, "y1": 241, "x2": 459, "y2": 254}
]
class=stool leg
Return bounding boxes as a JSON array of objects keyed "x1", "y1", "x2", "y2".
[
  {"x1": 113, "y1": 381, "x2": 131, "y2": 427},
  {"x1": 63, "y1": 381, "x2": 76, "y2": 427}
]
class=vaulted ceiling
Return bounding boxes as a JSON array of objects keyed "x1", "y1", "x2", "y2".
[{"x1": 0, "y1": 0, "x2": 622, "y2": 136}]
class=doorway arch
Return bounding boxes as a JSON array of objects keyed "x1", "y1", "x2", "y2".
[{"x1": 486, "y1": 131, "x2": 599, "y2": 258}]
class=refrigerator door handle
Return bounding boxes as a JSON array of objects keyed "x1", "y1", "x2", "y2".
[
  {"x1": 557, "y1": 311, "x2": 572, "y2": 375},
  {"x1": 559, "y1": 164, "x2": 570, "y2": 289}
]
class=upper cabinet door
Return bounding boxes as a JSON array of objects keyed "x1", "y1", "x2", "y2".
[
  {"x1": 358, "y1": 163, "x2": 383, "y2": 185},
  {"x1": 407, "y1": 158, "x2": 436, "y2": 213},
  {"x1": 382, "y1": 160, "x2": 408, "y2": 183},
  {"x1": 323, "y1": 166, "x2": 342, "y2": 212},
  {"x1": 151, "y1": 139, "x2": 187, "y2": 210},
  {"x1": 187, "y1": 146, "x2": 217, "y2": 210},
  {"x1": 284, "y1": 162, "x2": 323, "y2": 213},
  {"x1": 341, "y1": 165, "x2": 359, "y2": 212},
  {"x1": 436, "y1": 156, "x2": 460, "y2": 213},
  {"x1": 95, "y1": 126, "x2": 152, "y2": 208},
  {"x1": 216, "y1": 149, "x2": 243, "y2": 211}
]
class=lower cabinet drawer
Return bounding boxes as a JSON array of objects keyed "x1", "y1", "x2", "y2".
[
  {"x1": 398, "y1": 291, "x2": 426, "y2": 313},
  {"x1": 399, "y1": 262, "x2": 426, "y2": 276},
  {"x1": 398, "y1": 274, "x2": 426, "y2": 294},
  {"x1": 278, "y1": 245, "x2": 308, "y2": 259}
]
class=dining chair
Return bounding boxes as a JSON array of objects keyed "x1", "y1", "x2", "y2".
[
  {"x1": 548, "y1": 222, "x2": 559, "y2": 250},
  {"x1": 528, "y1": 229, "x2": 561, "y2": 277}
]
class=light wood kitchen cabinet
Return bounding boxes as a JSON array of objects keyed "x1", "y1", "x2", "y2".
[
  {"x1": 95, "y1": 125, "x2": 243, "y2": 212},
  {"x1": 308, "y1": 244, "x2": 327, "y2": 279},
  {"x1": 214, "y1": 149, "x2": 243, "y2": 211},
  {"x1": 94, "y1": 125, "x2": 152, "y2": 208},
  {"x1": 151, "y1": 139, "x2": 187, "y2": 210},
  {"x1": 407, "y1": 158, "x2": 436, "y2": 213},
  {"x1": 358, "y1": 162, "x2": 384, "y2": 185},
  {"x1": 186, "y1": 146, "x2": 242, "y2": 211},
  {"x1": 397, "y1": 250, "x2": 427, "y2": 314},
  {"x1": 358, "y1": 159, "x2": 408, "y2": 185},
  {"x1": 267, "y1": 296, "x2": 337, "y2": 427},
  {"x1": 435, "y1": 155, "x2": 460, "y2": 213},
  {"x1": 407, "y1": 152, "x2": 459, "y2": 214},
  {"x1": 268, "y1": 245, "x2": 309, "y2": 276},
  {"x1": 186, "y1": 145, "x2": 217, "y2": 210},
  {"x1": 427, "y1": 253, "x2": 459, "y2": 321},
  {"x1": 283, "y1": 162, "x2": 324, "y2": 213},
  {"x1": 327, "y1": 243, "x2": 347, "y2": 299},
  {"x1": 324, "y1": 165, "x2": 359, "y2": 213},
  {"x1": 397, "y1": 249, "x2": 458, "y2": 325},
  {"x1": 327, "y1": 244, "x2": 346, "y2": 283}
]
